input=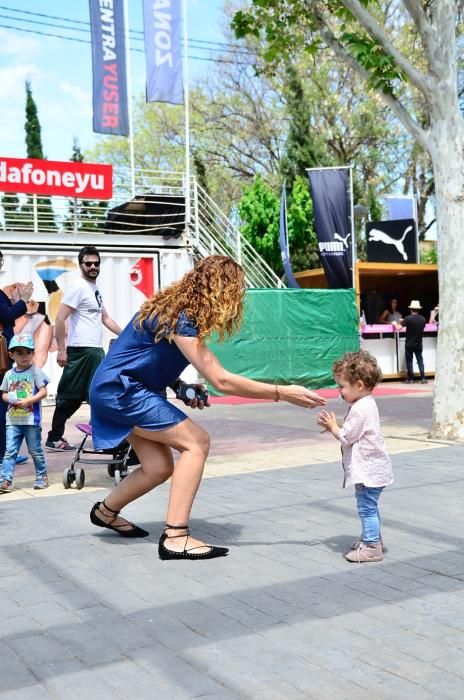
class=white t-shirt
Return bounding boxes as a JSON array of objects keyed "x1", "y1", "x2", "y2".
[{"x1": 63, "y1": 278, "x2": 104, "y2": 347}]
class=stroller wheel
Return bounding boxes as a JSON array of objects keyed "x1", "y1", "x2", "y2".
[
  {"x1": 63, "y1": 468, "x2": 73, "y2": 489},
  {"x1": 107, "y1": 464, "x2": 116, "y2": 478},
  {"x1": 75, "y1": 468, "x2": 85, "y2": 490},
  {"x1": 114, "y1": 469, "x2": 121, "y2": 485}
]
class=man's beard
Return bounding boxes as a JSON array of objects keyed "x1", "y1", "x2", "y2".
[{"x1": 82, "y1": 269, "x2": 99, "y2": 282}]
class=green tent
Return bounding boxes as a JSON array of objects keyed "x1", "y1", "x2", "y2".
[{"x1": 207, "y1": 288, "x2": 359, "y2": 393}]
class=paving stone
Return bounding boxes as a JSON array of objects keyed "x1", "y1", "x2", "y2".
[
  {"x1": 30, "y1": 658, "x2": 96, "y2": 692},
  {"x1": 59, "y1": 676, "x2": 125, "y2": 700},
  {"x1": 0, "y1": 686, "x2": 55, "y2": 699},
  {"x1": 7, "y1": 633, "x2": 73, "y2": 666},
  {"x1": 0, "y1": 599, "x2": 23, "y2": 619},
  {"x1": 98, "y1": 621, "x2": 157, "y2": 651},
  {"x1": 422, "y1": 674, "x2": 464, "y2": 700},
  {"x1": 26, "y1": 601, "x2": 81, "y2": 628},
  {"x1": 65, "y1": 636, "x2": 125, "y2": 668},
  {"x1": 47, "y1": 621, "x2": 100, "y2": 646},
  {"x1": 0, "y1": 646, "x2": 38, "y2": 693},
  {"x1": 74, "y1": 604, "x2": 126, "y2": 628},
  {"x1": 0, "y1": 615, "x2": 43, "y2": 638},
  {"x1": 126, "y1": 644, "x2": 234, "y2": 697}
]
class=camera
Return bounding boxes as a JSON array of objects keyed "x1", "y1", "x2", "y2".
[{"x1": 174, "y1": 381, "x2": 209, "y2": 404}]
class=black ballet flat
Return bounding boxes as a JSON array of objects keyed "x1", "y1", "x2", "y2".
[
  {"x1": 90, "y1": 500, "x2": 149, "y2": 538},
  {"x1": 158, "y1": 524, "x2": 229, "y2": 560}
]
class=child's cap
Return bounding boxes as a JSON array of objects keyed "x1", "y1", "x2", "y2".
[{"x1": 9, "y1": 332, "x2": 35, "y2": 351}]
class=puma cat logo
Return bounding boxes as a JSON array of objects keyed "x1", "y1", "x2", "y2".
[
  {"x1": 334, "y1": 232, "x2": 350, "y2": 249},
  {"x1": 368, "y1": 225, "x2": 413, "y2": 261}
]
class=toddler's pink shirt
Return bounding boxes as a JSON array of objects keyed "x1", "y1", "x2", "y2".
[{"x1": 339, "y1": 394, "x2": 394, "y2": 488}]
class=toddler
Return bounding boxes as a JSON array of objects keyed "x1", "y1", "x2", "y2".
[
  {"x1": 0, "y1": 333, "x2": 49, "y2": 493},
  {"x1": 317, "y1": 350, "x2": 393, "y2": 563}
]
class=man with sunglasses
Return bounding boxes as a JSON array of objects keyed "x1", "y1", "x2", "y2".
[{"x1": 46, "y1": 246, "x2": 121, "y2": 451}]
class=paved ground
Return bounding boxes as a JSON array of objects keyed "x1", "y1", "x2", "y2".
[{"x1": 1, "y1": 381, "x2": 464, "y2": 699}]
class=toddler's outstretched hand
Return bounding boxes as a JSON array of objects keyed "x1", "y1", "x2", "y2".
[{"x1": 317, "y1": 410, "x2": 338, "y2": 434}]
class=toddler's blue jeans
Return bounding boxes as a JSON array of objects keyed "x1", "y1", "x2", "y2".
[
  {"x1": 0, "y1": 425, "x2": 47, "y2": 483},
  {"x1": 355, "y1": 484, "x2": 384, "y2": 544}
]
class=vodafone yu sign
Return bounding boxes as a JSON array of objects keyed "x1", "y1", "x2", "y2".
[{"x1": 0, "y1": 157, "x2": 113, "y2": 200}]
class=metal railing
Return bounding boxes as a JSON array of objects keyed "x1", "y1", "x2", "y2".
[
  {"x1": 0, "y1": 166, "x2": 285, "y2": 288},
  {"x1": 191, "y1": 179, "x2": 284, "y2": 288}
]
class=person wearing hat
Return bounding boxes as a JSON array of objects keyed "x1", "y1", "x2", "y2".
[
  {"x1": 393, "y1": 300, "x2": 427, "y2": 384},
  {"x1": 0, "y1": 332, "x2": 49, "y2": 493}
]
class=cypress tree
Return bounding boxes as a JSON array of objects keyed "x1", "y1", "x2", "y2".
[
  {"x1": 25, "y1": 80, "x2": 44, "y2": 159},
  {"x1": 22, "y1": 81, "x2": 56, "y2": 231},
  {"x1": 279, "y1": 63, "x2": 330, "y2": 184},
  {"x1": 278, "y1": 64, "x2": 329, "y2": 270}
]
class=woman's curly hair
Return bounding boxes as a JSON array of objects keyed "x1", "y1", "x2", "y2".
[
  {"x1": 135, "y1": 255, "x2": 245, "y2": 344},
  {"x1": 332, "y1": 350, "x2": 383, "y2": 390}
]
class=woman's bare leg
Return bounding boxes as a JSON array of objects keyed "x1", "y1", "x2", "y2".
[
  {"x1": 34, "y1": 323, "x2": 54, "y2": 368},
  {"x1": 96, "y1": 436, "x2": 174, "y2": 530},
  {"x1": 132, "y1": 418, "x2": 211, "y2": 552}
]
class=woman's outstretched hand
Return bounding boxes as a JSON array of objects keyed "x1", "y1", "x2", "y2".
[{"x1": 280, "y1": 385, "x2": 327, "y2": 408}]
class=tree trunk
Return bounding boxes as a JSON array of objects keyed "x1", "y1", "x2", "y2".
[{"x1": 429, "y1": 121, "x2": 464, "y2": 439}]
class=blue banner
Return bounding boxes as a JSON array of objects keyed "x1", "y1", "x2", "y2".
[
  {"x1": 279, "y1": 184, "x2": 300, "y2": 288},
  {"x1": 308, "y1": 168, "x2": 352, "y2": 289},
  {"x1": 89, "y1": 0, "x2": 129, "y2": 136},
  {"x1": 143, "y1": 0, "x2": 184, "y2": 105}
]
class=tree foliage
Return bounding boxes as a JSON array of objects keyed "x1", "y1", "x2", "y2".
[
  {"x1": 232, "y1": 1, "x2": 436, "y2": 235},
  {"x1": 238, "y1": 174, "x2": 318, "y2": 275},
  {"x1": 22, "y1": 81, "x2": 56, "y2": 231},
  {"x1": 279, "y1": 62, "x2": 332, "y2": 182},
  {"x1": 63, "y1": 139, "x2": 108, "y2": 234},
  {"x1": 1, "y1": 193, "x2": 21, "y2": 231},
  {"x1": 25, "y1": 80, "x2": 44, "y2": 159},
  {"x1": 238, "y1": 175, "x2": 280, "y2": 271},
  {"x1": 286, "y1": 176, "x2": 319, "y2": 271}
]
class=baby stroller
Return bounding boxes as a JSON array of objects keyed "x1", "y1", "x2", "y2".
[{"x1": 63, "y1": 423, "x2": 139, "y2": 490}]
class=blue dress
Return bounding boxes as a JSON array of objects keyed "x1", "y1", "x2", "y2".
[{"x1": 89, "y1": 312, "x2": 198, "y2": 449}]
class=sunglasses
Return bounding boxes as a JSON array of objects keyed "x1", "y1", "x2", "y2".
[{"x1": 82, "y1": 261, "x2": 100, "y2": 268}]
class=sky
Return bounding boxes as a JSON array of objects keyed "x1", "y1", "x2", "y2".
[{"x1": 0, "y1": 0, "x2": 226, "y2": 161}]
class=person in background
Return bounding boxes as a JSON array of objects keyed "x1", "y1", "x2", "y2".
[
  {"x1": 317, "y1": 350, "x2": 393, "y2": 563},
  {"x1": 89, "y1": 256, "x2": 327, "y2": 560},
  {"x1": 429, "y1": 304, "x2": 439, "y2": 325},
  {"x1": 0, "y1": 250, "x2": 34, "y2": 466},
  {"x1": 393, "y1": 299, "x2": 427, "y2": 384},
  {"x1": 14, "y1": 300, "x2": 55, "y2": 368},
  {"x1": 378, "y1": 297, "x2": 402, "y2": 324},
  {"x1": 0, "y1": 333, "x2": 49, "y2": 493},
  {"x1": 45, "y1": 245, "x2": 122, "y2": 452}
]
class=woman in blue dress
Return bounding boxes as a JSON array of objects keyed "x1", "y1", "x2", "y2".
[{"x1": 89, "y1": 256, "x2": 327, "y2": 560}]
